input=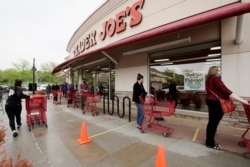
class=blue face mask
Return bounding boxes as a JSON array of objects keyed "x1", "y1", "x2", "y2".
[{"x1": 216, "y1": 71, "x2": 222, "y2": 77}]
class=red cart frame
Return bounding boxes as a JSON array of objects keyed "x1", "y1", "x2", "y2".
[
  {"x1": 52, "y1": 90, "x2": 62, "y2": 104},
  {"x1": 82, "y1": 92, "x2": 101, "y2": 116},
  {"x1": 140, "y1": 96, "x2": 176, "y2": 137},
  {"x1": 25, "y1": 94, "x2": 47, "y2": 131},
  {"x1": 67, "y1": 91, "x2": 80, "y2": 108},
  {"x1": 238, "y1": 103, "x2": 250, "y2": 159}
]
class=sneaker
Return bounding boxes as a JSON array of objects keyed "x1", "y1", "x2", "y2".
[
  {"x1": 13, "y1": 131, "x2": 18, "y2": 137},
  {"x1": 136, "y1": 125, "x2": 141, "y2": 130},
  {"x1": 17, "y1": 124, "x2": 22, "y2": 129}
]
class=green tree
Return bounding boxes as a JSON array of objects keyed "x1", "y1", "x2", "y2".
[
  {"x1": 12, "y1": 59, "x2": 31, "y2": 71},
  {"x1": 0, "y1": 59, "x2": 64, "y2": 86},
  {"x1": 1, "y1": 69, "x2": 20, "y2": 85},
  {"x1": 38, "y1": 62, "x2": 64, "y2": 84}
]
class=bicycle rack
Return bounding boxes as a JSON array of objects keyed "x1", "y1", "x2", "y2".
[
  {"x1": 112, "y1": 95, "x2": 119, "y2": 116},
  {"x1": 122, "y1": 96, "x2": 131, "y2": 122},
  {"x1": 103, "y1": 94, "x2": 131, "y2": 122}
]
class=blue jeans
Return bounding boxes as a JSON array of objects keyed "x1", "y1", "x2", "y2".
[
  {"x1": 47, "y1": 92, "x2": 50, "y2": 99},
  {"x1": 135, "y1": 102, "x2": 144, "y2": 126}
]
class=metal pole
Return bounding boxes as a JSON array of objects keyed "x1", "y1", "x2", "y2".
[{"x1": 32, "y1": 58, "x2": 36, "y2": 94}]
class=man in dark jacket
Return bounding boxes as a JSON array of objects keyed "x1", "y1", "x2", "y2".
[{"x1": 5, "y1": 79, "x2": 29, "y2": 137}]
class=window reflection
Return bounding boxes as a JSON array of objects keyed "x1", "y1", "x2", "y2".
[{"x1": 150, "y1": 61, "x2": 220, "y2": 112}]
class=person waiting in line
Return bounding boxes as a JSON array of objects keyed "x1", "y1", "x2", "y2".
[
  {"x1": 52, "y1": 83, "x2": 60, "y2": 102},
  {"x1": 67, "y1": 82, "x2": 75, "y2": 92},
  {"x1": 80, "y1": 79, "x2": 88, "y2": 93},
  {"x1": 46, "y1": 84, "x2": 52, "y2": 100},
  {"x1": 205, "y1": 66, "x2": 249, "y2": 150},
  {"x1": 168, "y1": 80, "x2": 178, "y2": 107},
  {"x1": 67, "y1": 82, "x2": 75, "y2": 104},
  {"x1": 79, "y1": 79, "x2": 89, "y2": 110},
  {"x1": 132, "y1": 73, "x2": 153, "y2": 130},
  {"x1": 5, "y1": 79, "x2": 30, "y2": 137},
  {"x1": 61, "y1": 82, "x2": 68, "y2": 97}
]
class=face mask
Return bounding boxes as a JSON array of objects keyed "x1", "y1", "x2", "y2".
[{"x1": 216, "y1": 71, "x2": 222, "y2": 77}]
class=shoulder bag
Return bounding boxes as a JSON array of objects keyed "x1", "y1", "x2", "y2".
[{"x1": 207, "y1": 87, "x2": 235, "y2": 114}]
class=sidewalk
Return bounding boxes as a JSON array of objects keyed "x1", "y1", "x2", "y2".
[{"x1": 1, "y1": 97, "x2": 249, "y2": 167}]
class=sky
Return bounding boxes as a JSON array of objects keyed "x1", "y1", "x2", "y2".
[{"x1": 0, "y1": 0, "x2": 105, "y2": 70}]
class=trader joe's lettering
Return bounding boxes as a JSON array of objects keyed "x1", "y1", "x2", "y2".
[
  {"x1": 74, "y1": 0, "x2": 145, "y2": 57},
  {"x1": 99, "y1": 0, "x2": 144, "y2": 41},
  {"x1": 74, "y1": 30, "x2": 97, "y2": 57}
]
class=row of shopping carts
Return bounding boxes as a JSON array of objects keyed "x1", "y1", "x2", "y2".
[
  {"x1": 24, "y1": 91, "x2": 250, "y2": 159},
  {"x1": 52, "y1": 90, "x2": 101, "y2": 116},
  {"x1": 24, "y1": 91, "x2": 101, "y2": 131}
]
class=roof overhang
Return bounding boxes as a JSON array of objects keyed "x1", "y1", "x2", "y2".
[{"x1": 52, "y1": 2, "x2": 250, "y2": 74}]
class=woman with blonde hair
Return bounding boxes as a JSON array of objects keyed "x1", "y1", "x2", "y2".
[{"x1": 205, "y1": 66, "x2": 249, "y2": 150}]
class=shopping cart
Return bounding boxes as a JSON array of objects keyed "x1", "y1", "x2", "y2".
[
  {"x1": 25, "y1": 94, "x2": 47, "y2": 131},
  {"x1": 56, "y1": 90, "x2": 63, "y2": 104},
  {"x1": 238, "y1": 103, "x2": 250, "y2": 159},
  {"x1": 67, "y1": 91, "x2": 80, "y2": 108},
  {"x1": 52, "y1": 90, "x2": 59, "y2": 104},
  {"x1": 82, "y1": 92, "x2": 101, "y2": 116},
  {"x1": 140, "y1": 96, "x2": 176, "y2": 137}
]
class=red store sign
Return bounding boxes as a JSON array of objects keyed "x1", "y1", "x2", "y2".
[{"x1": 74, "y1": 0, "x2": 145, "y2": 57}]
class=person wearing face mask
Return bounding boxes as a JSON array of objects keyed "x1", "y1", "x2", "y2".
[
  {"x1": 132, "y1": 73, "x2": 149, "y2": 130},
  {"x1": 205, "y1": 66, "x2": 249, "y2": 150}
]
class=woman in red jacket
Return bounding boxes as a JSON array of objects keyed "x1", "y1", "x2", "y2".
[{"x1": 205, "y1": 66, "x2": 249, "y2": 150}]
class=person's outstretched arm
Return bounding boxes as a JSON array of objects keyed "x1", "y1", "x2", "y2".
[{"x1": 230, "y1": 93, "x2": 249, "y2": 104}]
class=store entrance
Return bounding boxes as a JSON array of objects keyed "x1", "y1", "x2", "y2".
[{"x1": 83, "y1": 62, "x2": 115, "y2": 98}]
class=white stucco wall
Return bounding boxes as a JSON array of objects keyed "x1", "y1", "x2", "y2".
[
  {"x1": 222, "y1": 53, "x2": 250, "y2": 97},
  {"x1": 221, "y1": 11, "x2": 250, "y2": 97},
  {"x1": 116, "y1": 53, "x2": 149, "y2": 92}
]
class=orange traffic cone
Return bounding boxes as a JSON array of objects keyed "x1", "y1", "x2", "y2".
[
  {"x1": 155, "y1": 145, "x2": 167, "y2": 167},
  {"x1": 77, "y1": 122, "x2": 91, "y2": 144}
]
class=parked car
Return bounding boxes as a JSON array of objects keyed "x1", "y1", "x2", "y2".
[
  {"x1": 0, "y1": 85, "x2": 10, "y2": 93},
  {"x1": 38, "y1": 84, "x2": 47, "y2": 91},
  {"x1": 21, "y1": 86, "x2": 29, "y2": 91},
  {"x1": 163, "y1": 85, "x2": 185, "y2": 93}
]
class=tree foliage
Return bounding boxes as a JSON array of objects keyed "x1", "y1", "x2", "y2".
[{"x1": 0, "y1": 59, "x2": 64, "y2": 86}]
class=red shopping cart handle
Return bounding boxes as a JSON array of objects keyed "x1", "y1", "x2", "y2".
[{"x1": 243, "y1": 103, "x2": 250, "y2": 107}]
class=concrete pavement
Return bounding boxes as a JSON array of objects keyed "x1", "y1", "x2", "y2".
[{"x1": 0, "y1": 96, "x2": 249, "y2": 167}]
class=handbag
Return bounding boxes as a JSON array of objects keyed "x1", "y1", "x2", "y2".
[{"x1": 207, "y1": 87, "x2": 235, "y2": 113}]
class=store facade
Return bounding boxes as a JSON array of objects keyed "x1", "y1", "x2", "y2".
[{"x1": 53, "y1": 0, "x2": 250, "y2": 117}]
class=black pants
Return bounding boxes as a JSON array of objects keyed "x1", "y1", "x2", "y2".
[
  {"x1": 5, "y1": 103, "x2": 22, "y2": 131},
  {"x1": 54, "y1": 95, "x2": 58, "y2": 101},
  {"x1": 206, "y1": 99, "x2": 224, "y2": 147}
]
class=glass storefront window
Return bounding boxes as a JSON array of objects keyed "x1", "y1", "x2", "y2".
[
  {"x1": 83, "y1": 62, "x2": 115, "y2": 97},
  {"x1": 150, "y1": 60, "x2": 220, "y2": 112}
]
